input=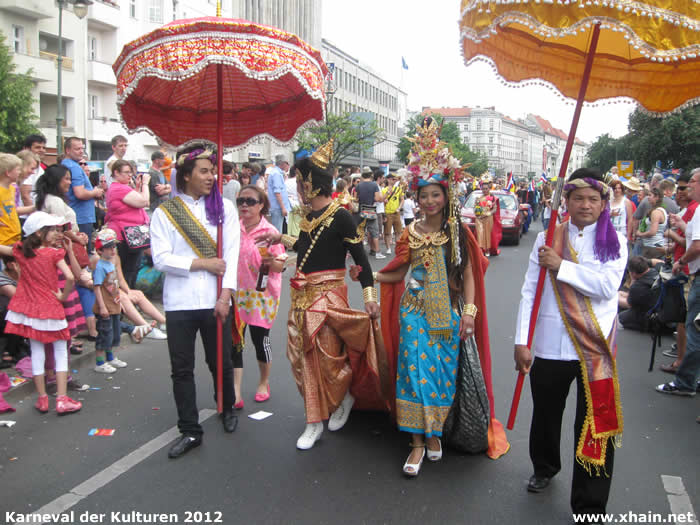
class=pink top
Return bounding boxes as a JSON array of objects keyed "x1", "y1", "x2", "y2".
[
  {"x1": 105, "y1": 182, "x2": 149, "y2": 241},
  {"x1": 235, "y1": 216, "x2": 285, "y2": 329},
  {"x1": 8, "y1": 245, "x2": 66, "y2": 320}
]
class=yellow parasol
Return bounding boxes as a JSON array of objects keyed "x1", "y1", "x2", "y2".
[
  {"x1": 460, "y1": 1, "x2": 700, "y2": 114},
  {"x1": 459, "y1": 0, "x2": 699, "y2": 430}
]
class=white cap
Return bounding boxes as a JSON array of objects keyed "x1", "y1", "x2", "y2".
[{"x1": 22, "y1": 211, "x2": 64, "y2": 237}]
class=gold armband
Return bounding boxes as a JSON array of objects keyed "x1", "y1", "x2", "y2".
[
  {"x1": 280, "y1": 234, "x2": 297, "y2": 249},
  {"x1": 462, "y1": 303, "x2": 478, "y2": 318},
  {"x1": 363, "y1": 286, "x2": 378, "y2": 304}
]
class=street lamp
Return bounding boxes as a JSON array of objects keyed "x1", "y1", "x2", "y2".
[{"x1": 56, "y1": 0, "x2": 93, "y2": 156}]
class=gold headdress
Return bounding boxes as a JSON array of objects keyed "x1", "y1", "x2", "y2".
[
  {"x1": 407, "y1": 116, "x2": 464, "y2": 266},
  {"x1": 310, "y1": 138, "x2": 333, "y2": 170}
]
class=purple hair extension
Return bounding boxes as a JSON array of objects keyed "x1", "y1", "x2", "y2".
[
  {"x1": 205, "y1": 182, "x2": 224, "y2": 225},
  {"x1": 595, "y1": 201, "x2": 621, "y2": 262}
]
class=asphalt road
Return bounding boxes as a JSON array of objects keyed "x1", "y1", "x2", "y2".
[{"x1": 1, "y1": 222, "x2": 698, "y2": 525}]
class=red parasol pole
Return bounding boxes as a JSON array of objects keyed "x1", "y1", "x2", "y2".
[
  {"x1": 216, "y1": 62, "x2": 224, "y2": 414},
  {"x1": 506, "y1": 23, "x2": 601, "y2": 430}
]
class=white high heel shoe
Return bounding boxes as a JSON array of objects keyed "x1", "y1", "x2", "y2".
[
  {"x1": 403, "y1": 444, "x2": 425, "y2": 477},
  {"x1": 426, "y1": 438, "x2": 442, "y2": 462}
]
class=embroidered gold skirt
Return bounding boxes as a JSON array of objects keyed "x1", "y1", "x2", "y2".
[{"x1": 287, "y1": 269, "x2": 390, "y2": 423}]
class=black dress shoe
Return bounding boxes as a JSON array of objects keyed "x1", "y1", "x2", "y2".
[
  {"x1": 167, "y1": 434, "x2": 201, "y2": 459},
  {"x1": 221, "y1": 411, "x2": 238, "y2": 433},
  {"x1": 527, "y1": 474, "x2": 551, "y2": 493}
]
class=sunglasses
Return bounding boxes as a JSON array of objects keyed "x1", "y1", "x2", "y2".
[
  {"x1": 79, "y1": 162, "x2": 88, "y2": 166},
  {"x1": 236, "y1": 197, "x2": 261, "y2": 207},
  {"x1": 677, "y1": 186, "x2": 689, "y2": 191}
]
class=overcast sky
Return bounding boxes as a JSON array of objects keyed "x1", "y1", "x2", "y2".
[{"x1": 321, "y1": 0, "x2": 636, "y2": 144}]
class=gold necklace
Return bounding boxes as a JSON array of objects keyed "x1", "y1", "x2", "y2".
[{"x1": 300, "y1": 200, "x2": 340, "y2": 233}]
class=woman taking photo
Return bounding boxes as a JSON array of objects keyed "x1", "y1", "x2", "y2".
[
  {"x1": 105, "y1": 160, "x2": 150, "y2": 288},
  {"x1": 636, "y1": 187, "x2": 668, "y2": 258},
  {"x1": 233, "y1": 185, "x2": 286, "y2": 408}
]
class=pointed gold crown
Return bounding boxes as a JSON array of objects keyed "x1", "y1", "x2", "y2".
[{"x1": 310, "y1": 139, "x2": 334, "y2": 170}]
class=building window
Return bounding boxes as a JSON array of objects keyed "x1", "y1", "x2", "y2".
[
  {"x1": 88, "y1": 94, "x2": 98, "y2": 119},
  {"x1": 476, "y1": 119, "x2": 482, "y2": 131},
  {"x1": 148, "y1": 0, "x2": 163, "y2": 23},
  {"x1": 12, "y1": 25, "x2": 24, "y2": 54},
  {"x1": 130, "y1": 0, "x2": 137, "y2": 18},
  {"x1": 489, "y1": 135, "x2": 494, "y2": 144},
  {"x1": 88, "y1": 36, "x2": 97, "y2": 61},
  {"x1": 489, "y1": 119, "x2": 494, "y2": 131}
]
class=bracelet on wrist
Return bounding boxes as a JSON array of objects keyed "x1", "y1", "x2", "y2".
[
  {"x1": 462, "y1": 303, "x2": 478, "y2": 318},
  {"x1": 362, "y1": 286, "x2": 378, "y2": 304}
]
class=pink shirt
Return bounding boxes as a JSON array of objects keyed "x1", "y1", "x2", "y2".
[
  {"x1": 235, "y1": 216, "x2": 285, "y2": 329},
  {"x1": 105, "y1": 182, "x2": 149, "y2": 241}
]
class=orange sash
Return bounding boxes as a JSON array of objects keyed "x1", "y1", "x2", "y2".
[{"x1": 550, "y1": 223, "x2": 623, "y2": 474}]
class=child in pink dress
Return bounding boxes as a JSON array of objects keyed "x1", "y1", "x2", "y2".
[{"x1": 2, "y1": 212, "x2": 82, "y2": 414}]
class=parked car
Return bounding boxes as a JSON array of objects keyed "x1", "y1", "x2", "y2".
[{"x1": 461, "y1": 190, "x2": 524, "y2": 245}]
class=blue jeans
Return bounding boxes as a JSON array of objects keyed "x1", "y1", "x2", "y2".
[
  {"x1": 78, "y1": 222, "x2": 94, "y2": 253},
  {"x1": 269, "y1": 209, "x2": 284, "y2": 233},
  {"x1": 96, "y1": 314, "x2": 121, "y2": 352},
  {"x1": 676, "y1": 278, "x2": 700, "y2": 391}
]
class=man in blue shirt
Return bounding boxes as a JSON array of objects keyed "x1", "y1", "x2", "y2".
[
  {"x1": 62, "y1": 137, "x2": 104, "y2": 252},
  {"x1": 267, "y1": 154, "x2": 291, "y2": 233}
]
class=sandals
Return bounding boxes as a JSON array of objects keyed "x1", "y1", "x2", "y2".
[
  {"x1": 130, "y1": 324, "x2": 152, "y2": 344},
  {"x1": 403, "y1": 444, "x2": 426, "y2": 477},
  {"x1": 660, "y1": 363, "x2": 679, "y2": 374},
  {"x1": 426, "y1": 438, "x2": 442, "y2": 462}
]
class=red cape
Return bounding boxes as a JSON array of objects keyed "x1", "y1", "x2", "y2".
[{"x1": 379, "y1": 225, "x2": 509, "y2": 459}]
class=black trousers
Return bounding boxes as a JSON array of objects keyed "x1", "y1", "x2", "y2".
[
  {"x1": 166, "y1": 309, "x2": 234, "y2": 436},
  {"x1": 117, "y1": 241, "x2": 144, "y2": 289},
  {"x1": 529, "y1": 357, "x2": 614, "y2": 517},
  {"x1": 231, "y1": 324, "x2": 271, "y2": 368}
]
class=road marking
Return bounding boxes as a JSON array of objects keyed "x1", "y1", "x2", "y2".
[
  {"x1": 34, "y1": 409, "x2": 217, "y2": 517},
  {"x1": 661, "y1": 475, "x2": 698, "y2": 525}
]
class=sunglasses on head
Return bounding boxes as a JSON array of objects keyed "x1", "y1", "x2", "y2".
[{"x1": 236, "y1": 197, "x2": 260, "y2": 207}]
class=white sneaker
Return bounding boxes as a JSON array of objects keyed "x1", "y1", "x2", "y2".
[
  {"x1": 296, "y1": 422, "x2": 323, "y2": 450},
  {"x1": 375, "y1": 252, "x2": 386, "y2": 259},
  {"x1": 94, "y1": 363, "x2": 117, "y2": 374},
  {"x1": 328, "y1": 392, "x2": 355, "y2": 431},
  {"x1": 108, "y1": 358, "x2": 127, "y2": 368},
  {"x1": 386, "y1": 248, "x2": 392, "y2": 254},
  {"x1": 159, "y1": 323, "x2": 167, "y2": 332},
  {"x1": 146, "y1": 327, "x2": 167, "y2": 340}
]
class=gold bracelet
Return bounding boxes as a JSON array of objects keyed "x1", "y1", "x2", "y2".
[
  {"x1": 462, "y1": 303, "x2": 478, "y2": 318},
  {"x1": 280, "y1": 234, "x2": 297, "y2": 249},
  {"x1": 362, "y1": 286, "x2": 378, "y2": 304}
]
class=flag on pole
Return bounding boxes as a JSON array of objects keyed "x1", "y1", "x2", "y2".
[
  {"x1": 401, "y1": 57, "x2": 409, "y2": 70},
  {"x1": 505, "y1": 172, "x2": 515, "y2": 193},
  {"x1": 529, "y1": 179, "x2": 536, "y2": 193},
  {"x1": 539, "y1": 172, "x2": 548, "y2": 184}
]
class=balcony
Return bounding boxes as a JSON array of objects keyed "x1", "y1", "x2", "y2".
[
  {"x1": 12, "y1": 52, "x2": 56, "y2": 82},
  {"x1": 0, "y1": 0, "x2": 52, "y2": 19},
  {"x1": 88, "y1": 0, "x2": 120, "y2": 30},
  {"x1": 39, "y1": 51, "x2": 74, "y2": 71},
  {"x1": 88, "y1": 60, "x2": 116, "y2": 87}
]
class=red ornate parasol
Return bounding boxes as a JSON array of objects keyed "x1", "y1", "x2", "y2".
[
  {"x1": 113, "y1": 13, "x2": 328, "y2": 413},
  {"x1": 113, "y1": 17, "x2": 328, "y2": 148},
  {"x1": 459, "y1": 1, "x2": 700, "y2": 429}
]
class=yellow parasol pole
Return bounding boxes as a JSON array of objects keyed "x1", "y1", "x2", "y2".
[{"x1": 507, "y1": 23, "x2": 601, "y2": 430}]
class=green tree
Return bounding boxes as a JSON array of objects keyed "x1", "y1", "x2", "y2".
[
  {"x1": 296, "y1": 112, "x2": 385, "y2": 168},
  {"x1": 396, "y1": 113, "x2": 489, "y2": 175},
  {"x1": 626, "y1": 105, "x2": 700, "y2": 173},
  {"x1": 585, "y1": 133, "x2": 625, "y2": 172},
  {"x1": 0, "y1": 34, "x2": 38, "y2": 152}
]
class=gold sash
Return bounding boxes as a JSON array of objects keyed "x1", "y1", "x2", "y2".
[{"x1": 160, "y1": 197, "x2": 217, "y2": 258}]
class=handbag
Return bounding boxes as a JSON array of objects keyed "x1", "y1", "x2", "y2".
[
  {"x1": 360, "y1": 204, "x2": 377, "y2": 220},
  {"x1": 122, "y1": 224, "x2": 151, "y2": 249},
  {"x1": 442, "y1": 335, "x2": 490, "y2": 454}
]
